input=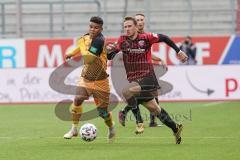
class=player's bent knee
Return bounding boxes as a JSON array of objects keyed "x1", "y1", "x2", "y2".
[
  {"x1": 153, "y1": 107, "x2": 161, "y2": 115},
  {"x1": 129, "y1": 85, "x2": 141, "y2": 93},
  {"x1": 146, "y1": 106, "x2": 160, "y2": 115},
  {"x1": 122, "y1": 88, "x2": 129, "y2": 96},
  {"x1": 74, "y1": 96, "x2": 85, "y2": 106},
  {"x1": 122, "y1": 88, "x2": 133, "y2": 98}
]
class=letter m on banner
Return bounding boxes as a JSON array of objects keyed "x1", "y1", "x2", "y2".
[{"x1": 26, "y1": 39, "x2": 74, "y2": 68}]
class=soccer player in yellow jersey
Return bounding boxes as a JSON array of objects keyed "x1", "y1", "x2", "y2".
[{"x1": 63, "y1": 16, "x2": 115, "y2": 142}]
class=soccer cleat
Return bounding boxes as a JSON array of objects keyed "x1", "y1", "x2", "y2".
[
  {"x1": 118, "y1": 110, "x2": 126, "y2": 127},
  {"x1": 63, "y1": 127, "x2": 78, "y2": 139},
  {"x1": 149, "y1": 122, "x2": 158, "y2": 127},
  {"x1": 108, "y1": 125, "x2": 116, "y2": 143},
  {"x1": 135, "y1": 123, "x2": 144, "y2": 134},
  {"x1": 174, "y1": 124, "x2": 183, "y2": 144}
]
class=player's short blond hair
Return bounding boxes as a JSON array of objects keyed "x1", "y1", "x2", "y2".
[
  {"x1": 124, "y1": 16, "x2": 137, "y2": 26},
  {"x1": 135, "y1": 13, "x2": 145, "y2": 17}
]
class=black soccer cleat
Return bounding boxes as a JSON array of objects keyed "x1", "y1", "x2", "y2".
[
  {"x1": 149, "y1": 122, "x2": 158, "y2": 127},
  {"x1": 118, "y1": 110, "x2": 126, "y2": 126}
]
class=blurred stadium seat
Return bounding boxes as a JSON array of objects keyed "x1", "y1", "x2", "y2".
[
  {"x1": 237, "y1": 0, "x2": 240, "y2": 34},
  {"x1": 0, "y1": 0, "x2": 238, "y2": 38}
]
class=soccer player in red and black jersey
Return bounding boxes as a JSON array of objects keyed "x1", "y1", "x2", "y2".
[
  {"x1": 119, "y1": 13, "x2": 167, "y2": 129},
  {"x1": 107, "y1": 16, "x2": 187, "y2": 144}
]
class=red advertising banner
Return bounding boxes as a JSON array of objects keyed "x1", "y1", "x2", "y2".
[
  {"x1": 151, "y1": 36, "x2": 230, "y2": 65},
  {"x1": 0, "y1": 36, "x2": 238, "y2": 69},
  {"x1": 26, "y1": 39, "x2": 73, "y2": 68},
  {"x1": 95, "y1": 36, "x2": 232, "y2": 65}
]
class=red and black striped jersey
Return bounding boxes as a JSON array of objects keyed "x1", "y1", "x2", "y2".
[{"x1": 114, "y1": 32, "x2": 160, "y2": 82}]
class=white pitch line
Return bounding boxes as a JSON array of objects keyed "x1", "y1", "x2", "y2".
[
  {"x1": 0, "y1": 136, "x2": 238, "y2": 140},
  {"x1": 203, "y1": 101, "x2": 225, "y2": 107}
]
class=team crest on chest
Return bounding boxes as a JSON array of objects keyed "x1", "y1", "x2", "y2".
[{"x1": 138, "y1": 40, "x2": 146, "y2": 48}]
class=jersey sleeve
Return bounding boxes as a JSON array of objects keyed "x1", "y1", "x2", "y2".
[
  {"x1": 158, "y1": 34, "x2": 180, "y2": 53},
  {"x1": 147, "y1": 32, "x2": 160, "y2": 45},
  {"x1": 107, "y1": 36, "x2": 122, "y2": 60},
  {"x1": 148, "y1": 33, "x2": 180, "y2": 53},
  {"x1": 114, "y1": 36, "x2": 122, "y2": 53},
  {"x1": 66, "y1": 47, "x2": 80, "y2": 57},
  {"x1": 65, "y1": 38, "x2": 81, "y2": 57},
  {"x1": 88, "y1": 36, "x2": 104, "y2": 57}
]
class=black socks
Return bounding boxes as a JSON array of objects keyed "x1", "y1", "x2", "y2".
[
  {"x1": 157, "y1": 108, "x2": 177, "y2": 133},
  {"x1": 126, "y1": 97, "x2": 143, "y2": 123}
]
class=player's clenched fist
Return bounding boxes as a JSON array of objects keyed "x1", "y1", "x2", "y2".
[
  {"x1": 65, "y1": 54, "x2": 72, "y2": 60},
  {"x1": 177, "y1": 50, "x2": 188, "y2": 63},
  {"x1": 106, "y1": 42, "x2": 117, "y2": 53}
]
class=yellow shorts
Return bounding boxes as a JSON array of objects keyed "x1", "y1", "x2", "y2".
[{"x1": 77, "y1": 77, "x2": 110, "y2": 108}]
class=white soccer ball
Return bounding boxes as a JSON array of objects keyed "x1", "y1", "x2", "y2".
[{"x1": 79, "y1": 123, "x2": 97, "y2": 142}]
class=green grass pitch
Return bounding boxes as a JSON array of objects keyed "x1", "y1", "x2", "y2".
[{"x1": 0, "y1": 101, "x2": 240, "y2": 160}]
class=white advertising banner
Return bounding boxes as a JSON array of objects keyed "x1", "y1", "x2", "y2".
[
  {"x1": 0, "y1": 65, "x2": 239, "y2": 104},
  {"x1": 0, "y1": 39, "x2": 26, "y2": 68},
  {"x1": 160, "y1": 65, "x2": 240, "y2": 101}
]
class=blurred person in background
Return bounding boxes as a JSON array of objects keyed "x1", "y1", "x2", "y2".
[{"x1": 180, "y1": 36, "x2": 197, "y2": 65}]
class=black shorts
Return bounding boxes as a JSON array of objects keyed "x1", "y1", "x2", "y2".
[
  {"x1": 135, "y1": 74, "x2": 160, "y2": 103},
  {"x1": 137, "y1": 75, "x2": 160, "y2": 91},
  {"x1": 136, "y1": 97, "x2": 159, "y2": 104},
  {"x1": 136, "y1": 97, "x2": 153, "y2": 104}
]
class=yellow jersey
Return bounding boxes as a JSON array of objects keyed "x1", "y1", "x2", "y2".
[{"x1": 67, "y1": 33, "x2": 108, "y2": 81}]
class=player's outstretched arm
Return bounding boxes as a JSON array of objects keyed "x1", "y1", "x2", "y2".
[
  {"x1": 65, "y1": 47, "x2": 80, "y2": 60},
  {"x1": 152, "y1": 54, "x2": 167, "y2": 69},
  {"x1": 106, "y1": 42, "x2": 118, "y2": 60},
  {"x1": 158, "y1": 34, "x2": 188, "y2": 63}
]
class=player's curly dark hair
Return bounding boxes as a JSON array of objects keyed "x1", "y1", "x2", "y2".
[{"x1": 90, "y1": 16, "x2": 104, "y2": 26}]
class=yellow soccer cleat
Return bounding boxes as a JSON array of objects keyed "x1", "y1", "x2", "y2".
[
  {"x1": 135, "y1": 123, "x2": 144, "y2": 134},
  {"x1": 174, "y1": 124, "x2": 183, "y2": 144}
]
